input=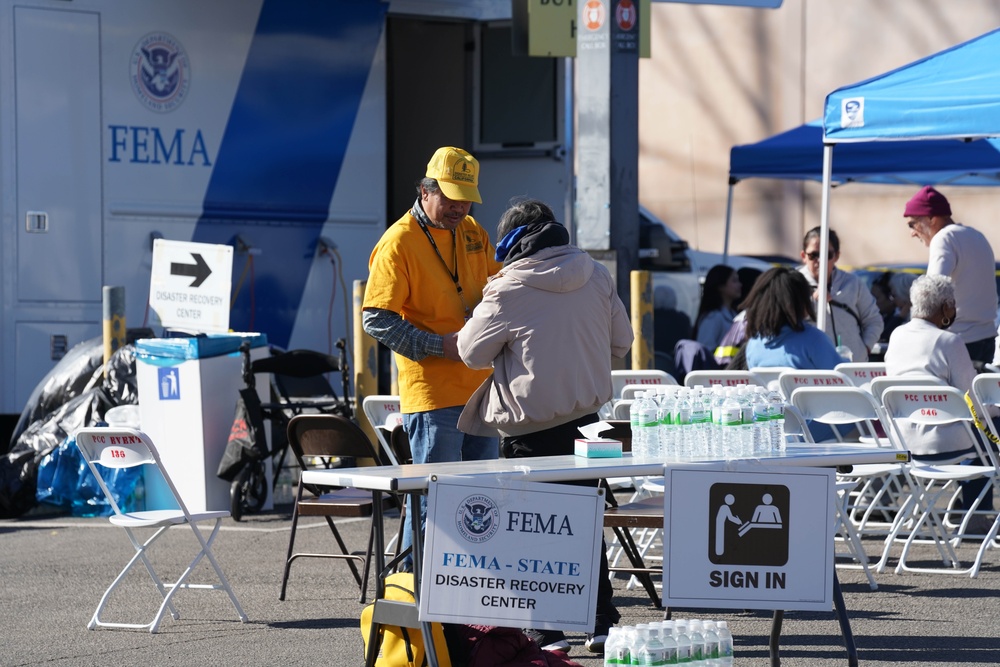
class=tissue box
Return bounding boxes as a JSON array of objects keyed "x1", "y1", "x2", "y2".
[{"x1": 575, "y1": 438, "x2": 623, "y2": 458}]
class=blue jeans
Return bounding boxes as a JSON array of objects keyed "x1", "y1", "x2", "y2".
[{"x1": 399, "y1": 406, "x2": 498, "y2": 570}]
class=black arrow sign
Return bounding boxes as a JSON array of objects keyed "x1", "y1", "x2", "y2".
[{"x1": 170, "y1": 253, "x2": 212, "y2": 287}]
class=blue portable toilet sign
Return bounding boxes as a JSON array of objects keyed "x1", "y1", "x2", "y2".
[{"x1": 663, "y1": 464, "x2": 835, "y2": 612}]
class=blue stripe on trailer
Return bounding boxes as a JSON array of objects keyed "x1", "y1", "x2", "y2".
[{"x1": 192, "y1": 0, "x2": 385, "y2": 346}]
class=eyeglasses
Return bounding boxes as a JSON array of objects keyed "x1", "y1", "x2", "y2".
[{"x1": 806, "y1": 251, "x2": 834, "y2": 261}]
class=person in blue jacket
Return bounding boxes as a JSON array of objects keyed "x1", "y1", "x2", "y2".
[{"x1": 743, "y1": 267, "x2": 846, "y2": 370}]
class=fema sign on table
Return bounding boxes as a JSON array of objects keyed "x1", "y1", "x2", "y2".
[
  {"x1": 149, "y1": 239, "x2": 233, "y2": 333},
  {"x1": 663, "y1": 464, "x2": 834, "y2": 612},
  {"x1": 419, "y1": 475, "x2": 604, "y2": 632}
]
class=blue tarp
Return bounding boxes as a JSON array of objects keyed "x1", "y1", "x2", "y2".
[
  {"x1": 730, "y1": 120, "x2": 1000, "y2": 186},
  {"x1": 824, "y1": 28, "x2": 1000, "y2": 142}
]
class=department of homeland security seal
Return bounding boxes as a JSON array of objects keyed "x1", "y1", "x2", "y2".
[
  {"x1": 456, "y1": 494, "x2": 500, "y2": 543},
  {"x1": 130, "y1": 32, "x2": 190, "y2": 113}
]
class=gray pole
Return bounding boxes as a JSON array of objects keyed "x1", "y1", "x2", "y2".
[{"x1": 576, "y1": 0, "x2": 640, "y2": 311}]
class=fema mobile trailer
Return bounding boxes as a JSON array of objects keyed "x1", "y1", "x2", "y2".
[{"x1": 0, "y1": 0, "x2": 572, "y2": 428}]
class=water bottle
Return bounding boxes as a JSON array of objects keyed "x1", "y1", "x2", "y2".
[
  {"x1": 673, "y1": 389, "x2": 693, "y2": 459},
  {"x1": 720, "y1": 389, "x2": 742, "y2": 458},
  {"x1": 660, "y1": 621, "x2": 681, "y2": 665},
  {"x1": 736, "y1": 386, "x2": 754, "y2": 457},
  {"x1": 639, "y1": 392, "x2": 660, "y2": 458},
  {"x1": 716, "y1": 621, "x2": 734, "y2": 667},
  {"x1": 637, "y1": 623, "x2": 667, "y2": 666},
  {"x1": 673, "y1": 620, "x2": 692, "y2": 665},
  {"x1": 767, "y1": 389, "x2": 786, "y2": 452},
  {"x1": 702, "y1": 621, "x2": 721, "y2": 667},
  {"x1": 752, "y1": 387, "x2": 770, "y2": 455},
  {"x1": 690, "y1": 388, "x2": 711, "y2": 458},
  {"x1": 630, "y1": 394, "x2": 644, "y2": 459},
  {"x1": 657, "y1": 388, "x2": 677, "y2": 459},
  {"x1": 631, "y1": 624, "x2": 650, "y2": 665},
  {"x1": 687, "y1": 620, "x2": 705, "y2": 666},
  {"x1": 835, "y1": 334, "x2": 854, "y2": 362},
  {"x1": 710, "y1": 387, "x2": 727, "y2": 458},
  {"x1": 605, "y1": 626, "x2": 630, "y2": 666}
]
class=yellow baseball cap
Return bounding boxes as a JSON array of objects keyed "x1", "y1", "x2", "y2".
[{"x1": 425, "y1": 146, "x2": 482, "y2": 204}]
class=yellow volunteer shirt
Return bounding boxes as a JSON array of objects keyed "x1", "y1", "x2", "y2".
[{"x1": 364, "y1": 212, "x2": 500, "y2": 414}]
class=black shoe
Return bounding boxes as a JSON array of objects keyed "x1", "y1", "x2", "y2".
[{"x1": 525, "y1": 628, "x2": 570, "y2": 652}]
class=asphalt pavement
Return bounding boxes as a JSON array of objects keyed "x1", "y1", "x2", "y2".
[{"x1": 4, "y1": 496, "x2": 1000, "y2": 667}]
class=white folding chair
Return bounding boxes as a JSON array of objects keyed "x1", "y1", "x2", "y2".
[
  {"x1": 749, "y1": 366, "x2": 795, "y2": 393},
  {"x1": 74, "y1": 427, "x2": 248, "y2": 633},
  {"x1": 880, "y1": 386, "x2": 1000, "y2": 577},
  {"x1": 683, "y1": 369, "x2": 764, "y2": 389},
  {"x1": 361, "y1": 395, "x2": 403, "y2": 466},
  {"x1": 778, "y1": 370, "x2": 858, "y2": 442},
  {"x1": 835, "y1": 362, "x2": 888, "y2": 393},
  {"x1": 789, "y1": 386, "x2": 907, "y2": 589},
  {"x1": 602, "y1": 370, "x2": 677, "y2": 419},
  {"x1": 868, "y1": 374, "x2": 945, "y2": 404}
]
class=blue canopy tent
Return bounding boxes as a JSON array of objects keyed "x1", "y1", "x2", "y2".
[{"x1": 795, "y1": 27, "x2": 1000, "y2": 330}]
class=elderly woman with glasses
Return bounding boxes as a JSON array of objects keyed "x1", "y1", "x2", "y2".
[
  {"x1": 884, "y1": 274, "x2": 993, "y2": 525},
  {"x1": 798, "y1": 227, "x2": 883, "y2": 362}
]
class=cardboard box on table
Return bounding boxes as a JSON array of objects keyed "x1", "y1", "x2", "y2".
[{"x1": 135, "y1": 333, "x2": 272, "y2": 512}]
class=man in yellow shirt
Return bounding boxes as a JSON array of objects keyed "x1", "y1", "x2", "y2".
[{"x1": 362, "y1": 146, "x2": 500, "y2": 568}]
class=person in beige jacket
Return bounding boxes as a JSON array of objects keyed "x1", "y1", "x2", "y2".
[{"x1": 457, "y1": 197, "x2": 633, "y2": 655}]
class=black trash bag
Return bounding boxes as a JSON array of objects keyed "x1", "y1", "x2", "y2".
[
  {"x1": 6, "y1": 328, "x2": 151, "y2": 456},
  {"x1": 7, "y1": 337, "x2": 105, "y2": 457},
  {"x1": 0, "y1": 387, "x2": 113, "y2": 519},
  {"x1": 217, "y1": 387, "x2": 269, "y2": 482}
]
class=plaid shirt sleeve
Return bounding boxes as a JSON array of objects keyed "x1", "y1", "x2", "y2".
[{"x1": 362, "y1": 307, "x2": 444, "y2": 361}]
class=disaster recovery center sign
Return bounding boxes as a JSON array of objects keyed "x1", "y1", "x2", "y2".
[
  {"x1": 663, "y1": 464, "x2": 835, "y2": 612},
  {"x1": 149, "y1": 239, "x2": 233, "y2": 333},
  {"x1": 419, "y1": 475, "x2": 604, "y2": 632}
]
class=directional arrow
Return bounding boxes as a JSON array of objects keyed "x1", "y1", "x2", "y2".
[{"x1": 170, "y1": 253, "x2": 212, "y2": 287}]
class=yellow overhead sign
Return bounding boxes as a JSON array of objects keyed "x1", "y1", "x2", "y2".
[{"x1": 527, "y1": 0, "x2": 651, "y2": 58}]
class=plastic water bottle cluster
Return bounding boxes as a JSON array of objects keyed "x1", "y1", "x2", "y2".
[
  {"x1": 604, "y1": 618, "x2": 734, "y2": 666},
  {"x1": 629, "y1": 384, "x2": 785, "y2": 461}
]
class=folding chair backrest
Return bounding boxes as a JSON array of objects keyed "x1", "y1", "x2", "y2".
[
  {"x1": 75, "y1": 429, "x2": 156, "y2": 469},
  {"x1": 683, "y1": 370, "x2": 764, "y2": 389},
  {"x1": 612, "y1": 399, "x2": 635, "y2": 420},
  {"x1": 868, "y1": 374, "x2": 945, "y2": 403},
  {"x1": 970, "y1": 374, "x2": 1000, "y2": 462},
  {"x1": 287, "y1": 414, "x2": 381, "y2": 465},
  {"x1": 749, "y1": 367, "x2": 794, "y2": 392},
  {"x1": 835, "y1": 362, "x2": 888, "y2": 390},
  {"x1": 361, "y1": 395, "x2": 403, "y2": 465},
  {"x1": 777, "y1": 369, "x2": 852, "y2": 401},
  {"x1": 882, "y1": 385, "x2": 972, "y2": 426},
  {"x1": 789, "y1": 386, "x2": 892, "y2": 447},
  {"x1": 75, "y1": 427, "x2": 187, "y2": 516},
  {"x1": 610, "y1": 370, "x2": 676, "y2": 399}
]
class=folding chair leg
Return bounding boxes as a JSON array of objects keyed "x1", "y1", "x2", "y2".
[
  {"x1": 325, "y1": 515, "x2": 365, "y2": 586},
  {"x1": 90, "y1": 526, "x2": 179, "y2": 630},
  {"x1": 609, "y1": 526, "x2": 661, "y2": 608}
]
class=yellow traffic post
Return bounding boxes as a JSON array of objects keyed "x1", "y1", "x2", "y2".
[{"x1": 630, "y1": 271, "x2": 654, "y2": 370}]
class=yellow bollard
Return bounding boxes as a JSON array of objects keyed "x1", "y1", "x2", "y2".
[
  {"x1": 354, "y1": 279, "x2": 379, "y2": 447},
  {"x1": 103, "y1": 286, "x2": 126, "y2": 377},
  {"x1": 630, "y1": 271, "x2": 654, "y2": 370}
]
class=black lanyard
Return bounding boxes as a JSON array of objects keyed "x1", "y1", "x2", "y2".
[{"x1": 412, "y1": 207, "x2": 470, "y2": 318}]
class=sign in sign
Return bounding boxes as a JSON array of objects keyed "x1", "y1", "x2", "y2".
[
  {"x1": 149, "y1": 239, "x2": 233, "y2": 333},
  {"x1": 663, "y1": 464, "x2": 834, "y2": 612},
  {"x1": 419, "y1": 475, "x2": 604, "y2": 632}
]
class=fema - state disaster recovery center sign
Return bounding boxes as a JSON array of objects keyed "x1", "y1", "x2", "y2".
[
  {"x1": 419, "y1": 476, "x2": 604, "y2": 632},
  {"x1": 664, "y1": 464, "x2": 835, "y2": 612},
  {"x1": 149, "y1": 239, "x2": 233, "y2": 333}
]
